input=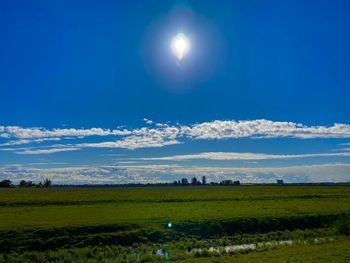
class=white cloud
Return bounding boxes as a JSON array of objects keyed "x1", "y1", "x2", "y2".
[
  {"x1": 0, "y1": 165, "x2": 161, "y2": 184},
  {"x1": 2, "y1": 163, "x2": 348, "y2": 184},
  {"x1": 79, "y1": 135, "x2": 180, "y2": 150},
  {"x1": 33, "y1": 137, "x2": 62, "y2": 143},
  {"x1": 139, "y1": 151, "x2": 350, "y2": 161},
  {"x1": 143, "y1": 118, "x2": 153, "y2": 125},
  {"x1": 0, "y1": 137, "x2": 61, "y2": 147},
  {"x1": 14, "y1": 135, "x2": 181, "y2": 154},
  {"x1": 0, "y1": 126, "x2": 131, "y2": 139},
  {"x1": 341, "y1": 148, "x2": 350, "y2": 152},
  {"x1": 0, "y1": 139, "x2": 31, "y2": 146},
  {"x1": 2, "y1": 120, "x2": 350, "y2": 141},
  {"x1": 181, "y1": 120, "x2": 350, "y2": 139},
  {"x1": 2, "y1": 119, "x2": 350, "y2": 154},
  {"x1": 116, "y1": 163, "x2": 350, "y2": 183},
  {"x1": 17, "y1": 147, "x2": 81, "y2": 155}
]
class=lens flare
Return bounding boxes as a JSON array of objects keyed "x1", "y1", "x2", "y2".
[{"x1": 171, "y1": 33, "x2": 190, "y2": 60}]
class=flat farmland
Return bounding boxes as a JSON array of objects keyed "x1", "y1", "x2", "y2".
[
  {"x1": 0, "y1": 186, "x2": 349, "y2": 230},
  {"x1": 0, "y1": 186, "x2": 350, "y2": 262}
]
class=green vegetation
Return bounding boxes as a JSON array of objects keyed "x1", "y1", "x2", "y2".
[
  {"x1": 335, "y1": 216, "x2": 350, "y2": 236},
  {"x1": 178, "y1": 237, "x2": 350, "y2": 263},
  {"x1": 0, "y1": 186, "x2": 349, "y2": 262},
  {"x1": 0, "y1": 178, "x2": 52, "y2": 188}
]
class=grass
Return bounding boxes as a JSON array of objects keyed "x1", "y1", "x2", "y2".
[
  {"x1": 178, "y1": 237, "x2": 350, "y2": 263},
  {"x1": 0, "y1": 186, "x2": 349, "y2": 205},
  {"x1": 1, "y1": 198, "x2": 350, "y2": 230},
  {"x1": 1, "y1": 235, "x2": 349, "y2": 262},
  {"x1": 1, "y1": 186, "x2": 350, "y2": 230},
  {"x1": 0, "y1": 186, "x2": 349, "y2": 261}
]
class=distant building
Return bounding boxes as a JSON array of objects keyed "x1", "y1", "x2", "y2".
[{"x1": 277, "y1": 179, "x2": 284, "y2": 186}]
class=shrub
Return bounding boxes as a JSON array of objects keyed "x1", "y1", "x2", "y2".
[{"x1": 335, "y1": 217, "x2": 350, "y2": 236}]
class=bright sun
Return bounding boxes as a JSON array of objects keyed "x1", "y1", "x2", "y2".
[{"x1": 171, "y1": 33, "x2": 190, "y2": 61}]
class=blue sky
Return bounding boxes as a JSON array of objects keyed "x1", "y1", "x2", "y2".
[{"x1": 1, "y1": 0, "x2": 350, "y2": 184}]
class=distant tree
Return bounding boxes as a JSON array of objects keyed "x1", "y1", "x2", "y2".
[
  {"x1": 233, "y1": 180, "x2": 240, "y2": 186},
  {"x1": 181, "y1": 178, "x2": 189, "y2": 185},
  {"x1": 0, "y1": 179, "x2": 13, "y2": 188},
  {"x1": 173, "y1": 180, "x2": 178, "y2": 185},
  {"x1": 43, "y1": 178, "x2": 52, "y2": 187},
  {"x1": 191, "y1": 177, "x2": 198, "y2": 185},
  {"x1": 221, "y1": 180, "x2": 233, "y2": 185},
  {"x1": 202, "y1": 176, "x2": 207, "y2": 185},
  {"x1": 19, "y1": 180, "x2": 27, "y2": 187},
  {"x1": 25, "y1": 181, "x2": 35, "y2": 187},
  {"x1": 18, "y1": 180, "x2": 38, "y2": 187}
]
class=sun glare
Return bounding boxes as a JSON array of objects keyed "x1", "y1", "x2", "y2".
[{"x1": 171, "y1": 33, "x2": 190, "y2": 61}]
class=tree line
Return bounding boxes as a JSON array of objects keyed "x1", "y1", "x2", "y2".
[
  {"x1": 0, "y1": 178, "x2": 52, "y2": 188},
  {"x1": 0, "y1": 177, "x2": 241, "y2": 188}
]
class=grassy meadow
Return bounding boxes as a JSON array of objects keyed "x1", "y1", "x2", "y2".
[{"x1": 0, "y1": 185, "x2": 350, "y2": 262}]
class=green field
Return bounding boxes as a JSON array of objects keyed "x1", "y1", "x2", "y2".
[
  {"x1": 0, "y1": 186, "x2": 349, "y2": 262},
  {"x1": 178, "y1": 238, "x2": 350, "y2": 263}
]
